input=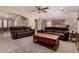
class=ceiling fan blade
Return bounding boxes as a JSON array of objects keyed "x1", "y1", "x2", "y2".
[
  {"x1": 32, "y1": 10, "x2": 37, "y2": 11},
  {"x1": 35, "y1": 6, "x2": 40, "y2": 10},
  {"x1": 43, "y1": 7, "x2": 48, "y2": 10},
  {"x1": 42, "y1": 10, "x2": 47, "y2": 13},
  {"x1": 35, "y1": 6, "x2": 39, "y2": 8}
]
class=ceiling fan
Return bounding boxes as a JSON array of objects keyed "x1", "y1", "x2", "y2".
[{"x1": 32, "y1": 6, "x2": 48, "y2": 13}]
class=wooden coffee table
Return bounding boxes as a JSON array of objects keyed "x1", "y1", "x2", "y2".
[{"x1": 33, "y1": 33, "x2": 59, "y2": 50}]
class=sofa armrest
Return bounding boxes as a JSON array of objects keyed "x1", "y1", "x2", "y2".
[
  {"x1": 10, "y1": 31, "x2": 17, "y2": 39},
  {"x1": 30, "y1": 29, "x2": 35, "y2": 31},
  {"x1": 30, "y1": 29, "x2": 35, "y2": 34},
  {"x1": 64, "y1": 31, "x2": 69, "y2": 34},
  {"x1": 37, "y1": 30, "x2": 45, "y2": 33},
  {"x1": 64, "y1": 31, "x2": 69, "y2": 39}
]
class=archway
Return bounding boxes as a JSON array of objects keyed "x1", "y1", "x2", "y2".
[{"x1": 0, "y1": 13, "x2": 28, "y2": 32}]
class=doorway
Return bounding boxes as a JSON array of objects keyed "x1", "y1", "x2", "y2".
[{"x1": 0, "y1": 19, "x2": 10, "y2": 32}]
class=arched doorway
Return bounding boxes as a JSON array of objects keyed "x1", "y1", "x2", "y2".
[{"x1": 0, "y1": 13, "x2": 28, "y2": 32}]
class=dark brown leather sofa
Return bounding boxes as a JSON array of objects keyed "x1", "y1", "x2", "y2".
[
  {"x1": 9, "y1": 26, "x2": 35, "y2": 39},
  {"x1": 38, "y1": 25, "x2": 69, "y2": 41}
]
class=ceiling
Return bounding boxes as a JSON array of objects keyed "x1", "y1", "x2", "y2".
[
  {"x1": 6, "y1": 6, "x2": 79, "y2": 13},
  {"x1": 0, "y1": 6, "x2": 79, "y2": 19}
]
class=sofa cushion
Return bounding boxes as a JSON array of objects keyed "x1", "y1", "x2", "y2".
[
  {"x1": 16, "y1": 30, "x2": 24, "y2": 33},
  {"x1": 17, "y1": 32, "x2": 25, "y2": 35},
  {"x1": 53, "y1": 33, "x2": 64, "y2": 37},
  {"x1": 25, "y1": 31, "x2": 33, "y2": 34},
  {"x1": 17, "y1": 31, "x2": 33, "y2": 35},
  {"x1": 25, "y1": 29, "x2": 31, "y2": 32},
  {"x1": 55, "y1": 30, "x2": 64, "y2": 33},
  {"x1": 11, "y1": 26, "x2": 24, "y2": 30},
  {"x1": 45, "y1": 30, "x2": 54, "y2": 32},
  {"x1": 45, "y1": 32, "x2": 54, "y2": 34},
  {"x1": 23, "y1": 26, "x2": 31, "y2": 29}
]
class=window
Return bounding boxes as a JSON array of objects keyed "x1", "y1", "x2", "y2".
[
  {"x1": 3, "y1": 20, "x2": 7, "y2": 27},
  {"x1": 0, "y1": 20, "x2": 12, "y2": 28}
]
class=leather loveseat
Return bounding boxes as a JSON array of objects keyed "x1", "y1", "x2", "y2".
[
  {"x1": 9, "y1": 26, "x2": 35, "y2": 39},
  {"x1": 38, "y1": 25, "x2": 69, "y2": 41}
]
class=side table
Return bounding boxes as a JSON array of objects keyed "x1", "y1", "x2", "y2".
[{"x1": 70, "y1": 32, "x2": 77, "y2": 42}]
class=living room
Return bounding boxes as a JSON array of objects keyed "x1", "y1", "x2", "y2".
[{"x1": 0, "y1": 6, "x2": 79, "y2": 53}]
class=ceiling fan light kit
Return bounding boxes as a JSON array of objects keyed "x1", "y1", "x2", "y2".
[{"x1": 60, "y1": 7, "x2": 64, "y2": 11}]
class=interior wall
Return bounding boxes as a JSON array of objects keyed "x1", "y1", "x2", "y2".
[
  {"x1": 4, "y1": 6, "x2": 65, "y2": 29},
  {"x1": 76, "y1": 12, "x2": 79, "y2": 33},
  {"x1": 0, "y1": 6, "x2": 78, "y2": 31},
  {"x1": 65, "y1": 12, "x2": 77, "y2": 32}
]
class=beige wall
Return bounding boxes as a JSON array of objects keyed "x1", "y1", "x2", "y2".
[
  {"x1": 0, "y1": 6, "x2": 78, "y2": 32},
  {"x1": 77, "y1": 12, "x2": 79, "y2": 33},
  {"x1": 65, "y1": 12, "x2": 77, "y2": 32}
]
